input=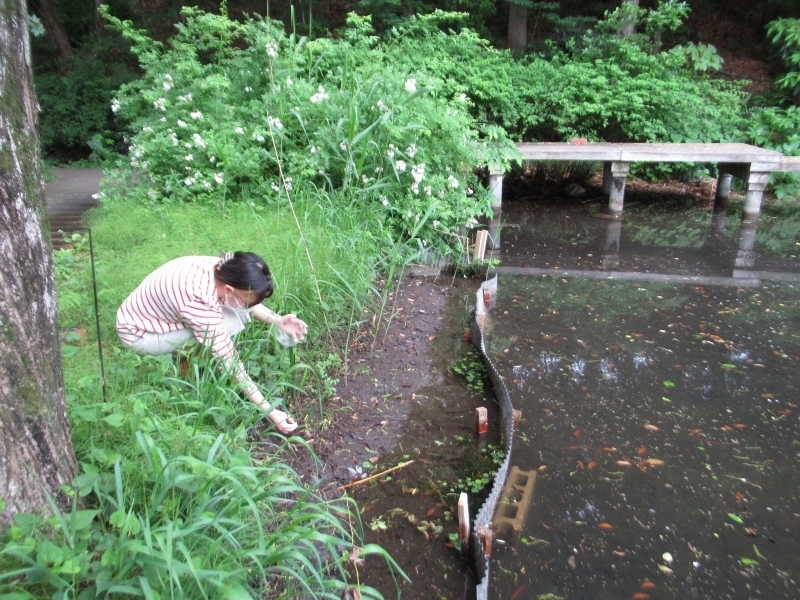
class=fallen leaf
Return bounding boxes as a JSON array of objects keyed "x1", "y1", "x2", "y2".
[
  {"x1": 637, "y1": 447, "x2": 646, "y2": 455},
  {"x1": 632, "y1": 594, "x2": 650, "y2": 600},
  {"x1": 641, "y1": 581, "x2": 656, "y2": 591},
  {"x1": 348, "y1": 546, "x2": 365, "y2": 567},
  {"x1": 599, "y1": 522, "x2": 614, "y2": 530},
  {"x1": 642, "y1": 458, "x2": 665, "y2": 466},
  {"x1": 617, "y1": 460, "x2": 632, "y2": 467},
  {"x1": 426, "y1": 507, "x2": 437, "y2": 517},
  {"x1": 644, "y1": 424, "x2": 661, "y2": 432}
]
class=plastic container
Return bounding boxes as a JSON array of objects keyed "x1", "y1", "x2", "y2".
[{"x1": 276, "y1": 329, "x2": 303, "y2": 348}]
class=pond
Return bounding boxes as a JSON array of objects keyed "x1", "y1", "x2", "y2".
[{"x1": 482, "y1": 196, "x2": 800, "y2": 599}]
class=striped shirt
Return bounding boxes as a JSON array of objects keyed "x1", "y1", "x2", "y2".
[{"x1": 116, "y1": 256, "x2": 255, "y2": 393}]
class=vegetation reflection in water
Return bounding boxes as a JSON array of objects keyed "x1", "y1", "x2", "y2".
[{"x1": 484, "y1": 274, "x2": 800, "y2": 600}]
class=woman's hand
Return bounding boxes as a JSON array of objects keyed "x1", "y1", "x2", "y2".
[
  {"x1": 275, "y1": 314, "x2": 308, "y2": 343},
  {"x1": 249, "y1": 390, "x2": 299, "y2": 434}
]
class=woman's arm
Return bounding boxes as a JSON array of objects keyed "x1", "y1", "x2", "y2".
[{"x1": 251, "y1": 304, "x2": 308, "y2": 341}]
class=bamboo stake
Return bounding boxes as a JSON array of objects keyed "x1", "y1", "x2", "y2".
[{"x1": 338, "y1": 460, "x2": 415, "y2": 490}]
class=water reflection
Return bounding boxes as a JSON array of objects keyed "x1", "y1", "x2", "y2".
[{"x1": 481, "y1": 202, "x2": 800, "y2": 600}]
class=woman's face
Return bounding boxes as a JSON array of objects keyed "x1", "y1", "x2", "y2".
[{"x1": 224, "y1": 286, "x2": 258, "y2": 309}]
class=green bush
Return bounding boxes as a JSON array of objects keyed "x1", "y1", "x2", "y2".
[{"x1": 102, "y1": 7, "x2": 518, "y2": 257}]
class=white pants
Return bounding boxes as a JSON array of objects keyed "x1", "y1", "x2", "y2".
[{"x1": 124, "y1": 306, "x2": 252, "y2": 356}]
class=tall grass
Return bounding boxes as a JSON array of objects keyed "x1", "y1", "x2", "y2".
[{"x1": 0, "y1": 196, "x2": 407, "y2": 598}]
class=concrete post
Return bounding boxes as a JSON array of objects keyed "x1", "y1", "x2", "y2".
[
  {"x1": 714, "y1": 173, "x2": 733, "y2": 211},
  {"x1": 601, "y1": 218, "x2": 622, "y2": 269},
  {"x1": 602, "y1": 162, "x2": 612, "y2": 196},
  {"x1": 735, "y1": 216, "x2": 758, "y2": 269},
  {"x1": 608, "y1": 162, "x2": 630, "y2": 214},
  {"x1": 743, "y1": 172, "x2": 770, "y2": 217},
  {"x1": 488, "y1": 169, "x2": 503, "y2": 210}
]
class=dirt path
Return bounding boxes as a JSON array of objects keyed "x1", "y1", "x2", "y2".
[{"x1": 45, "y1": 168, "x2": 102, "y2": 248}]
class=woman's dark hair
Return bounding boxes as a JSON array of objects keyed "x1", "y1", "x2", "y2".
[{"x1": 215, "y1": 251, "x2": 274, "y2": 304}]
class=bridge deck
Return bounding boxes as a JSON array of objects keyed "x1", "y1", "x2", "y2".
[
  {"x1": 489, "y1": 142, "x2": 793, "y2": 217},
  {"x1": 515, "y1": 142, "x2": 784, "y2": 170}
]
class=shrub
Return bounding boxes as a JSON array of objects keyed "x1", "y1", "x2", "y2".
[{"x1": 102, "y1": 7, "x2": 518, "y2": 257}]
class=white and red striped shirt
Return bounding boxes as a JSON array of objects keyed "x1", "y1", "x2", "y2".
[{"x1": 116, "y1": 256, "x2": 255, "y2": 392}]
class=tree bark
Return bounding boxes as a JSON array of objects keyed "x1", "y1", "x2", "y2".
[
  {"x1": 618, "y1": 0, "x2": 640, "y2": 38},
  {"x1": 0, "y1": 0, "x2": 77, "y2": 527},
  {"x1": 508, "y1": 2, "x2": 527, "y2": 54},
  {"x1": 94, "y1": 0, "x2": 106, "y2": 35},
  {"x1": 28, "y1": 0, "x2": 73, "y2": 68}
]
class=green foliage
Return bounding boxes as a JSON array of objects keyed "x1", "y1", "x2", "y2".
[
  {"x1": 101, "y1": 7, "x2": 513, "y2": 257},
  {"x1": 747, "y1": 105, "x2": 800, "y2": 200},
  {"x1": 767, "y1": 18, "x2": 800, "y2": 101},
  {"x1": 675, "y1": 42, "x2": 724, "y2": 72},
  {"x1": 452, "y1": 349, "x2": 490, "y2": 392}
]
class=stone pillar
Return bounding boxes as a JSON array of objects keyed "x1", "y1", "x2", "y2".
[
  {"x1": 714, "y1": 173, "x2": 733, "y2": 212},
  {"x1": 601, "y1": 219, "x2": 622, "y2": 269},
  {"x1": 735, "y1": 215, "x2": 758, "y2": 269},
  {"x1": 602, "y1": 162, "x2": 612, "y2": 196},
  {"x1": 608, "y1": 162, "x2": 630, "y2": 214},
  {"x1": 743, "y1": 172, "x2": 770, "y2": 217},
  {"x1": 488, "y1": 169, "x2": 503, "y2": 210}
]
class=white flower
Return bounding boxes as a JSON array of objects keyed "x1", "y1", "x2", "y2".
[
  {"x1": 142, "y1": 126, "x2": 152, "y2": 132},
  {"x1": 375, "y1": 167, "x2": 383, "y2": 173},
  {"x1": 177, "y1": 119, "x2": 187, "y2": 128},
  {"x1": 404, "y1": 78, "x2": 417, "y2": 93},
  {"x1": 411, "y1": 163, "x2": 425, "y2": 183},
  {"x1": 283, "y1": 177, "x2": 293, "y2": 191},
  {"x1": 203, "y1": 180, "x2": 211, "y2": 188},
  {"x1": 163, "y1": 80, "x2": 173, "y2": 92},
  {"x1": 458, "y1": 93, "x2": 467, "y2": 102},
  {"x1": 380, "y1": 195, "x2": 388, "y2": 206},
  {"x1": 362, "y1": 175, "x2": 369, "y2": 183},
  {"x1": 448, "y1": 175, "x2": 459, "y2": 189},
  {"x1": 178, "y1": 93, "x2": 192, "y2": 103},
  {"x1": 184, "y1": 142, "x2": 192, "y2": 148},
  {"x1": 184, "y1": 154, "x2": 193, "y2": 161},
  {"x1": 245, "y1": 86, "x2": 252, "y2": 92},
  {"x1": 160, "y1": 117, "x2": 167, "y2": 122},
  {"x1": 147, "y1": 189, "x2": 158, "y2": 199},
  {"x1": 310, "y1": 85, "x2": 329, "y2": 103},
  {"x1": 214, "y1": 173, "x2": 224, "y2": 184},
  {"x1": 339, "y1": 141, "x2": 347, "y2": 151},
  {"x1": 386, "y1": 148, "x2": 395, "y2": 158},
  {"x1": 184, "y1": 177, "x2": 195, "y2": 185},
  {"x1": 153, "y1": 98, "x2": 166, "y2": 111},
  {"x1": 377, "y1": 100, "x2": 388, "y2": 112},
  {"x1": 467, "y1": 217, "x2": 479, "y2": 227},
  {"x1": 433, "y1": 220, "x2": 440, "y2": 228},
  {"x1": 192, "y1": 133, "x2": 206, "y2": 149},
  {"x1": 209, "y1": 156, "x2": 216, "y2": 163},
  {"x1": 266, "y1": 41, "x2": 278, "y2": 58},
  {"x1": 395, "y1": 160, "x2": 406, "y2": 172},
  {"x1": 310, "y1": 146, "x2": 317, "y2": 154},
  {"x1": 252, "y1": 132, "x2": 265, "y2": 142},
  {"x1": 267, "y1": 115, "x2": 283, "y2": 129},
  {"x1": 165, "y1": 74, "x2": 172, "y2": 81},
  {"x1": 235, "y1": 127, "x2": 245, "y2": 135},
  {"x1": 286, "y1": 77, "x2": 294, "y2": 86},
  {"x1": 111, "y1": 98, "x2": 120, "y2": 113},
  {"x1": 169, "y1": 133, "x2": 178, "y2": 146},
  {"x1": 438, "y1": 190, "x2": 445, "y2": 198},
  {"x1": 411, "y1": 182, "x2": 419, "y2": 195},
  {"x1": 271, "y1": 182, "x2": 281, "y2": 192},
  {"x1": 424, "y1": 185, "x2": 432, "y2": 196},
  {"x1": 406, "y1": 144, "x2": 417, "y2": 158},
  {"x1": 190, "y1": 111, "x2": 203, "y2": 120}
]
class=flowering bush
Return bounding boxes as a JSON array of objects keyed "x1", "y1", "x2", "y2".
[{"x1": 103, "y1": 7, "x2": 517, "y2": 255}]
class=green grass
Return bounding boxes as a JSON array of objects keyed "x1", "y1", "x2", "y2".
[{"x1": 0, "y1": 196, "x2": 408, "y2": 598}]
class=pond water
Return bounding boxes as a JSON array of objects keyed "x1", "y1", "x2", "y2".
[{"x1": 483, "y1": 197, "x2": 800, "y2": 599}]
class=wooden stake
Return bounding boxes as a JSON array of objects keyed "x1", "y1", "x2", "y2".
[
  {"x1": 337, "y1": 460, "x2": 415, "y2": 490},
  {"x1": 476, "y1": 407, "x2": 488, "y2": 434},
  {"x1": 458, "y1": 492, "x2": 470, "y2": 552}
]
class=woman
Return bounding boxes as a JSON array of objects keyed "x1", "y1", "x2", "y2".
[{"x1": 116, "y1": 251, "x2": 307, "y2": 434}]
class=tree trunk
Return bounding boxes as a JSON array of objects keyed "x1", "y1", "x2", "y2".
[
  {"x1": 0, "y1": 0, "x2": 77, "y2": 527},
  {"x1": 94, "y1": 0, "x2": 106, "y2": 35},
  {"x1": 28, "y1": 0, "x2": 73, "y2": 68},
  {"x1": 508, "y1": 2, "x2": 527, "y2": 54},
  {"x1": 618, "y1": 0, "x2": 640, "y2": 38}
]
